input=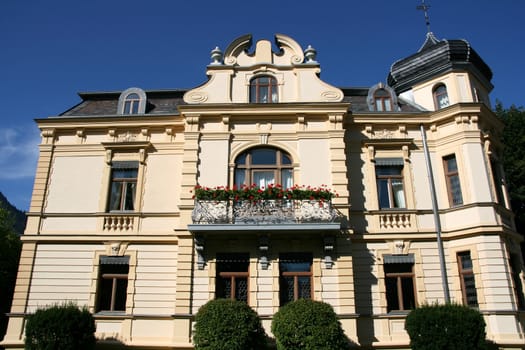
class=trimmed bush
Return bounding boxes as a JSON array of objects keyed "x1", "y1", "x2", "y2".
[
  {"x1": 193, "y1": 298, "x2": 267, "y2": 350},
  {"x1": 25, "y1": 302, "x2": 96, "y2": 350},
  {"x1": 271, "y1": 299, "x2": 350, "y2": 350},
  {"x1": 405, "y1": 303, "x2": 486, "y2": 350}
]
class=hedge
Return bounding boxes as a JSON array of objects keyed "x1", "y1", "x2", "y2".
[
  {"x1": 405, "y1": 303, "x2": 486, "y2": 350},
  {"x1": 193, "y1": 299, "x2": 267, "y2": 350},
  {"x1": 25, "y1": 302, "x2": 96, "y2": 350},
  {"x1": 271, "y1": 299, "x2": 350, "y2": 350}
]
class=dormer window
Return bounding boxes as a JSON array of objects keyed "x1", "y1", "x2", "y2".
[
  {"x1": 250, "y1": 76, "x2": 278, "y2": 103},
  {"x1": 118, "y1": 88, "x2": 147, "y2": 115},
  {"x1": 374, "y1": 89, "x2": 392, "y2": 112},
  {"x1": 433, "y1": 84, "x2": 449, "y2": 109},
  {"x1": 367, "y1": 83, "x2": 398, "y2": 112},
  {"x1": 124, "y1": 93, "x2": 140, "y2": 114}
]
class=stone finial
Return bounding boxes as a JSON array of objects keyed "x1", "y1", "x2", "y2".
[
  {"x1": 304, "y1": 45, "x2": 317, "y2": 63},
  {"x1": 210, "y1": 46, "x2": 223, "y2": 65}
]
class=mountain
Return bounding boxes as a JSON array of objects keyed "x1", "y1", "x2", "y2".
[{"x1": 0, "y1": 192, "x2": 26, "y2": 235}]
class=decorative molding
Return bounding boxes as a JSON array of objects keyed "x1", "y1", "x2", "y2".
[
  {"x1": 259, "y1": 236, "x2": 269, "y2": 270},
  {"x1": 323, "y1": 236, "x2": 335, "y2": 269}
]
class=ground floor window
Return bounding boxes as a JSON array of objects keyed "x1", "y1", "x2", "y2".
[
  {"x1": 279, "y1": 253, "x2": 313, "y2": 306},
  {"x1": 216, "y1": 253, "x2": 249, "y2": 302},
  {"x1": 457, "y1": 251, "x2": 478, "y2": 307},
  {"x1": 384, "y1": 255, "x2": 416, "y2": 312},
  {"x1": 96, "y1": 256, "x2": 129, "y2": 312}
]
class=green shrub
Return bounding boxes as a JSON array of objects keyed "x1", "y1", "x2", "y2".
[
  {"x1": 271, "y1": 299, "x2": 350, "y2": 350},
  {"x1": 24, "y1": 302, "x2": 96, "y2": 350},
  {"x1": 405, "y1": 303, "x2": 486, "y2": 350},
  {"x1": 193, "y1": 299, "x2": 267, "y2": 350}
]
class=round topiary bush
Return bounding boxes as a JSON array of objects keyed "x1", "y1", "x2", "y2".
[
  {"x1": 405, "y1": 303, "x2": 486, "y2": 350},
  {"x1": 25, "y1": 302, "x2": 96, "y2": 350},
  {"x1": 193, "y1": 298, "x2": 267, "y2": 350},
  {"x1": 271, "y1": 299, "x2": 350, "y2": 350}
]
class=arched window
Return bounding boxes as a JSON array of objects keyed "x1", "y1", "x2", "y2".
[
  {"x1": 234, "y1": 147, "x2": 293, "y2": 188},
  {"x1": 250, "y1": 76, "x2": 278, "y2": 103},
  {"x1": 374, "y1": 88, "x2": 392, "y2": 112},
  {"x1": 117, "y1": 87, "x2": 147, "y2": 114},
  {"x1": 433, "y1": 84, "x2": 449, "y2": 110},
  {"x1": 367, "y1": 83, "x2": 397, "y2": 112},
  {"x1": 123, "y1": 93, "x2": 140, "y2": 114}
]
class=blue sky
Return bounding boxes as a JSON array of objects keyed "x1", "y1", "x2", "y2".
[{"x1": 1, "y1": 0, "x2": 524, "y2": 211}]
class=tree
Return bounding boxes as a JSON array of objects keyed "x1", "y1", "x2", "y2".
[
  {"x1": 0, "y1": 205, "x2": 22, "y2": 340},
  {"x1": 495, "y1": 102, "x2": 525, "y2": 239}
]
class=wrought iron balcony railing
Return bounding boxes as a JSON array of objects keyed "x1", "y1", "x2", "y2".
[{"x1": 192, "y1": 199, "x2": 340, "y2": 225}]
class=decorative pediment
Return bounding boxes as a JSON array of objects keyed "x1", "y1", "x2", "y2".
[{"x1": 183, "y1": 34, "x2": 343, "y2": 104}]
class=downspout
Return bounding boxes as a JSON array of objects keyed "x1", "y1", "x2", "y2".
[{"x1": 420, "y1": 124, "x2": 451, "y2": 303}]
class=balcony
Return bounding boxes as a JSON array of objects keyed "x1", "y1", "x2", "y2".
[{"x1": 190, "y1": 199, "x2": 342, "y2": 233}]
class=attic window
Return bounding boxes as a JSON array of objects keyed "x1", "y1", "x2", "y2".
[
  {"x1": 118, "y1": 88, "x2": 147, "y2": 115},
  {"x1": 250, "y1": 76, "x2": 278, "y2": 103},
  {"x1": 367, "y1": 83, "x2": 397, "y2": 112},
  {"x1": 433, "y1": 84, "x2": 449, "y2": 110},
  {"x1": 374, "y1": 89, "x2": 392, "y2": 112}
]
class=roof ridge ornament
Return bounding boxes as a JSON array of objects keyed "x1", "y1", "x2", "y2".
[{"x1": 416, "y1": 0, "x2": 432, "y2": 34}]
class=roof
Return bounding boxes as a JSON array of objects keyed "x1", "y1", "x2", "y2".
[
  {"x1": 58, "y1": 86, "x2": 423, "y2": 118},
  {"x1": 387, "y1": 34, "x2": 493, "y2": 93}
]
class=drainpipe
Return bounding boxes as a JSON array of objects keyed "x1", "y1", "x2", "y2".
[{"x1": 420, "y1": 124, "x2": 451, "y2": 303}]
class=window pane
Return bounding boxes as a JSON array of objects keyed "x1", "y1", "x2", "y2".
[
  {"x1": 446, "y1": 156, "x2": 458, "y2": 172},
  {"x1": 281, "y1": 153, "x2": 292, "y2": 164},
  {"x1": 376, "y1": 99, "x2": 383, "y2": 111},
  {"x1": 376, "y1": 166, "x2": 401, "y2": 176},
  {"x1": 463, "y1": 275, "x2": 478, "y2": 307},
  {"x1": 114, "y1": 279, "x2": 128, "y2": 311},
  {"x1": 235, "y1": 169, "x2": 246, "y2": 187},
  {"x1": 401, "y1": 277, "x2": 416, "y2": 310},
  {"x1": 236, "y1": 277, "x2": 248, "y2": 302},
  {"x1": 126, "y1": 93, "x2": 139, "y2": 100},
  {"x1": 377, "y1": 179, "x2": 390, "y2": 209},
  {"x1": 280, "y1": 276, "x2": 295, "y2": 305},
  {"x1": 123, "y1": 101, "x2": 131, "y2": 114},
  {"x1": 384, "y1": 99, "x2": 392, "y2": 111},
  {"x1": 216, "y1": 277, "x2": 232, "y2": 299},
  {"x1": 123, "y1": 182, "x2": 136, "y2": 210},
  {"x1": 131, "y1": 101, "x2": 139, "y2": 114},
  {"x1": 449, "y1": 175, "x2": 463, "y2": 205},
  {"x1": 253, "y1": 171, "x2": 274, "y2": 188},
  {"x1": 459, "y1": 253, "x2": 473, "y2": 270},
  {"x1": 109, "y1": 183, "x2": 123, "y2": 211},
  {"x1": 282, "y1": 169, "x2": 293, "y2": 189},
  {"x1": 251, "y1": 148, "x2": 276, "y2": 164},
  {"x1": 113, "y1": 168, "x2": 138, "y2": 179},
  {"x1": 385, "y1": 277, "x2": 399, "y2": 312},
  {"x1": 391, "y1": 179, "x2": 406, "y2": 208},
  {"x1": 298, "y1": 276, "x2": 311, "y2": 299}
]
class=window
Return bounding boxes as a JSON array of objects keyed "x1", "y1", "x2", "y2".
[
  {"x1": 374, "y1": 88, "x2": 393, "y2": 112},
  {"x1": 117, "y1": 87, "x2": 147, "y2": 114},
  {"x1": 490, "y1": 158, "x2": 505, "y2": 205},
  {"x1": 123, "y1": 93, "x2": 140, "y2": 114},
  {"x1": 250, "y1": 76, "x2": 278, "y2": 103},
  {"x1": 279, "y1": 253, "x2": 312, "y2": 306},
  {"x1": 96, "y1": 256, "x2": 129, "y2": 312},
  {"x1": 108, "y1": 161, "x2": 138, "y2": 211},
  {"x1": 457, "y1": 251, "x2": 478, "y2": 307},
  {"x1": 384, "y1": 255, "x2": 416, "y2": 312},
  {"x1": 443, "y1": 154, "x2": 463, "y2": 206},
  {"x1": 433, "y1": 84, "x2": 449, "y2": 109},
  {"x1": 376, "y1": 159, "x2": 406, "y2": 209},
  {"x1": 509, "y1": 253, "x2": 525, "y2": 310},
  {"x1": 235, "y1": 147, "x2": 293, "y2": 188},
  {"x1": 216, "y1": 253, "x2": 249, "y2": 302}
]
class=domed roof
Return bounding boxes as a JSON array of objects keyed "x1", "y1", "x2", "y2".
[{"x1": 387, "y1": 32, "x2": 493, "y2": 93}]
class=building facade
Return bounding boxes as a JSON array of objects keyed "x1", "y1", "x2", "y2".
[{"x1": 2, "y1": 33, "x2": 525, "y2": 349}]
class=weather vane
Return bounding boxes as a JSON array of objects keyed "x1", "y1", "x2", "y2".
[{"x1": 416, "y1": 0, "x2": 432, "y2": 34}]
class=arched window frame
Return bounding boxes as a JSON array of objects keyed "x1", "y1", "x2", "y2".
[
  {"x1": 234, "y1": 146, "x2": 293, "y2": 188},
  {"x1": 433, "y1": 84, "x2": 450, "y2": 110},
  {"x1": 367, "y1": 83, "x2": 398, "y2": 112},
  {"x1": 118, "y1": 87, "x2": 147, "y2": 115},
  {"x1": 249, "y1": 75, "x2": 278, "y2": 103}
]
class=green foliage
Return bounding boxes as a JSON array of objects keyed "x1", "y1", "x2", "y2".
[
  {"x1": 0, "y1": 205, "x2": 22, "y2": 338},
  {"x1": 193, "y1": 184, "x2": 337, "y2": 202},
  {"x1": 271, "y1": 299, "x2": 350, "y2": 350},
  {"x1": 405, "y1": 303, "x2": 486, "y2": 350},
  {"x1": 24, "y1": 302, "x2": 96, "y2": 350},
  {"x1": 495, "y1": 102, "x2": 525, "y2": 235},
  {"x1": 193, "y1": 299, "x2": 267, "y2": 350}
]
